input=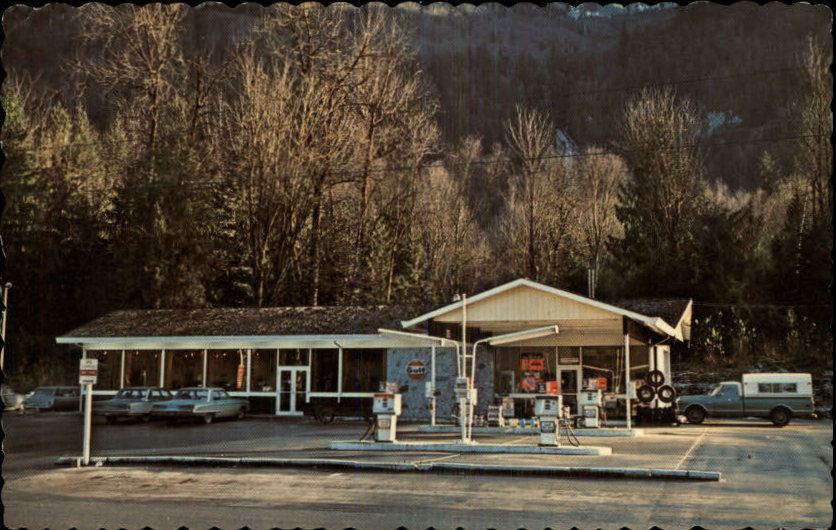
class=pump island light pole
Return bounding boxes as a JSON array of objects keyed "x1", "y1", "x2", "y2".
[{"x1": 464, "y1": 325, "x2": 560, "y2": 442}]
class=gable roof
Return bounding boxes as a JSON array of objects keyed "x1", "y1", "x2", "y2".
[
  {"x1": 609, "y1": 298, "x2": 693, "y2": 330},
  {"x1": 60, "y1": 305, "x2": 414, "y2": 339},
  {"x1": 401, "y1": 278, "x2": 685, "y2": 340}
]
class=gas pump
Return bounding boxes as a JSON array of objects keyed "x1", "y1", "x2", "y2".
[
  {"x1": 578, "y1": 389, "x2": 603, "y2": 428},
  {"x1": 372, "y1": 391, "x2": 402, "y2": 442},
  {"x1": 534, "y1": 394, "x2": 563, "y2": 446},
  {"x1": 424, "y1": 381, "x2": 439, "y2": 425},
  {"x1": 454, "y1": 377, "x2": 477, "y2": 442}
]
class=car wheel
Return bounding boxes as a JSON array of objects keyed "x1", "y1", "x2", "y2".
[
  {"x1": 236, "y1": 408, "x2": 246, "y2": 420},
  {"x1": 203, "y1": 414, "x2": 214, "y2": 424},
  {"x1": 141, "y1": 414, "x2": 152, "y2": 423},
  {"x1": 315, "y1": 405, "x2": 336, "y2": 424},
  {"x1": 685, "y1": 406, "x2": 706, "y2": 425},
  {"x1": 770, "y1": 407, "x2": 791, "y2": 427}
]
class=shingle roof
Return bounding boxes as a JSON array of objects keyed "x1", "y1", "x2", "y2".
[
  {"x1": 609, "y1": 298, "x2": 692, "y2": 328},
  {"x1": 61, "y1": 306, "x2": 415, "y2": 338}
]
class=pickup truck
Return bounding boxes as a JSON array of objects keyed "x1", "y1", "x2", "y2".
[{"x1": 677, "y1": 373, "x2": 814, "y2": 426}]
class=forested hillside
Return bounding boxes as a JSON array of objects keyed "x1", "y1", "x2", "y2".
[{"x1": 0, "y1": 3, "x2": 831, "y2": 388}]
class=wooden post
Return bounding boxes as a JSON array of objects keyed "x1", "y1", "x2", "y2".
[
  {"x1": 159, "y1": 349, "x2": 166, "y2": 388},
  {"x1": 624, "y1": 333, "x2": 632, "y2": 431},
  {"x1": 120, "y1": 350, "x2": 125, "y2": 389},
  {"x1": 79, "y1": 347, "x2": 86, "y2": 413},
  {"x1": 337, "y1": 347, "x2": 343, "y2": 403},
  {"x1": 246, "y1": 349, "x2": 252, "y2": 393},
  {"x1": 202, "y1": 349, "x2": 208, "y2": 387}
]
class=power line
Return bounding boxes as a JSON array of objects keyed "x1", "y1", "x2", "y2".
[
  {"x1": 478, "y1": 65, "x2": 809, "y2": 102},
  {"x1": 1, "y1": 132, "x2": 830, "y2": 196},
  {"x1": 693, "y1": 302, "x2": 831, "y2": 309}
]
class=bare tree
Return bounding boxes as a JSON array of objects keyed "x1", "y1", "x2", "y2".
[
  {"x1": 500, "y1": 106, "x2": 577, "y2": 283},
  {"x1": 574, "y1": 149, "x2": 627, "y2": 279},
  {"x1": 619, "y1": 87, "x2": 704, "y2": 250},
  {"x1": 76, "y1": 4, "x2": 188, "y2": 164},
  {"x1": 795, "y1": 35, "x2": 833, "y2": 220}
]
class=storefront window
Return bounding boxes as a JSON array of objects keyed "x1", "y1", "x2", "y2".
[
  {"x1": 251, "y1": 349, "x2": 277, "y2": 391},
  {"x1": 581, "y1": 347, "x2": 619, "y2": 392},
  {"x1": 164, "y1": 350, "x2": 203, "y2": 389},
  {"x1": 123, "y1": 351, "x2": 161, "y2": 388},
  {"x1": 494, "y1": 347, "x2": 557, "y2": 394},
  {"x1": 279, "y1": 348, "x2": 308, "y2": 366},
  {"x1": 206, "y1": 350, "x2": 246, "y2": 391},
  {"x1": 311, "y1": 349, "x2": 338, "y2": 392},
  {"x1": 341, "y1": 349, "x2": 386, "y2": 392},
  {"x1": 86, "y1": 350, "x2": 120, "y2": 390}
]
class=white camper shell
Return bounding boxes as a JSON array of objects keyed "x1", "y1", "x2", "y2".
[{"x1": 742, "y1": 373, "x2": 813, "y2": 397}]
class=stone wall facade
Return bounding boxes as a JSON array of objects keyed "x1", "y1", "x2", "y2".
[{"x1": 386, "y1": 347, "x2": 495, "y2": 421}]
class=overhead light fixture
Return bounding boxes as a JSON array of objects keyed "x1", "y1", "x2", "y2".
[{"x1": 487, "y1": 325, "x2": 560, "y2": 346}]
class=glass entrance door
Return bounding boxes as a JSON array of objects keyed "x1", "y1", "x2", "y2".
[
  {"x1": 276, "y1": 367, "x2": 307, "y2": 416},
  {"x1": 558, "y1": 366, "x2": 582, "y2": 414}
]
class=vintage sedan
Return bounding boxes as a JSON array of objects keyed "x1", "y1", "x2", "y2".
[
  {"x1": 23, "y1": 386, "x2": 80, "y2": 412},
  {"x1": 2, "y1": 384, "x2": 25, "y2": 412},
  {"x1": 151, "y1": 387, "x2": 249, "y2": 424},
  {"x1": 97, "y1": 387, "x2": 173, "y2": 423}
]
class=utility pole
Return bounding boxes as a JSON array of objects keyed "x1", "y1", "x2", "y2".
[{"x1": 0, "y1": 282, "x2": 10, "y2": 372}]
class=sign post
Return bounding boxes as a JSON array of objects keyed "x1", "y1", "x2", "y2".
[{"x1": 79, "y1": 358, "x2": 98, "y2": 466}]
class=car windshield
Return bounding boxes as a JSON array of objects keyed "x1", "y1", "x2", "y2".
[
  {"x1": 116, "y1": 389, "x2": 146, "y2": 399},
  {"x1": 709, "y1": 385, "x2": 723, "y2": 396},
  {"x1": 175, "y1": 389, "x2": 209, "y2": 400},
  {"x1": 34, "y1": 388, "x2": 54, "y2": 395}
]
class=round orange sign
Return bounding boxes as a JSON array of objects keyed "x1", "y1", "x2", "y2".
[{"x1": 406, "y1": 360, "x2": 426, "y2": 380}]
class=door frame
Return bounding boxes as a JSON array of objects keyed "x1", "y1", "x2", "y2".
[
  {"x1": 557, "y1": 365, "x2": 583, "y2": 414},
  {"x1": 275, "y1": 366, "x2": 309, "y2": 416}
]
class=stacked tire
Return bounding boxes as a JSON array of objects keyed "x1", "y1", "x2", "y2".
[{"x1": 636, "y1": 369, "x2": 677, "y2": 405}]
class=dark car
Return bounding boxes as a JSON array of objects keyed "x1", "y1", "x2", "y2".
[
  {"x1": 152, "y1": 387, "x2": 249, "y2": 424},
  {"x1": 23, "y1": 386, "x2": 80, "y2": 412},
  {"x1": 97, "y1": 387, "x2": 174, "y2": 423}
]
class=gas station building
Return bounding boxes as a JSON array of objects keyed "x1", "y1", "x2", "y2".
[{"x1": 57, "y1": 278, "x2": 692, "y2": 420}]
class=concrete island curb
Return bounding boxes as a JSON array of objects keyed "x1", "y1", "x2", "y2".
[
  {"x1": 417, "y1": 425, "x2": 645, "y2": 437},
  {"x1": 53, "y1": 455, "x2": 721, "y2": 481},
  {"x1": 329, "y1": 440, "x2": 612, "y2": 455}
]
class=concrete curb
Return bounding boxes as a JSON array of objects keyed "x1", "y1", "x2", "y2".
[
  {"x1": 53, "y1": 455, "x2": 720, "y2": 481},
  {"x1": 329, "y1": 440, "x2": 612, "y2": 455},
  {"x1": 417, "y1": 425, "x2": 644, "y2": 437}
]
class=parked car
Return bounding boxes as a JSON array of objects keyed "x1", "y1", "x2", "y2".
[
  {"x1": 151, "y1": 387, "x2": 249, "y2": 424},
  {"x1": 97, "y1": 387, "x2": 174, "y2": 423},
  {"x1": 23, "y1": 386, "x2": 80, "y2": 412},
  {"x1": 1, "y1": 384, "x2": 25, "y2": 411},
  {"x1": 677, "y1": 373, "x2": 815, "y2": 426}
]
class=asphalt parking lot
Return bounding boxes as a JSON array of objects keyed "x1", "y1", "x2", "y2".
[{"x1": 2, "y1": 412, "x2": 832, "y2": 529}]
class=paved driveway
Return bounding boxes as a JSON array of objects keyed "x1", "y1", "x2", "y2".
[{"x1": 2, "y1": 413, "x2": 832, "y2": 529}]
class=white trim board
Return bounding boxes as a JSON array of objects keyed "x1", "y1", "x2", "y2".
[
  {"x1": 400, "y1": 278, "x2": 680, "y2": 340},
  {"x1": 56, "y1": 334, "x2": 440, "y2": 350}
]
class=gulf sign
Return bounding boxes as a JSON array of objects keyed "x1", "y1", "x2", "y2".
[{"x1": 406, "y1": 360, "x2": 427, "y2": 380}]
